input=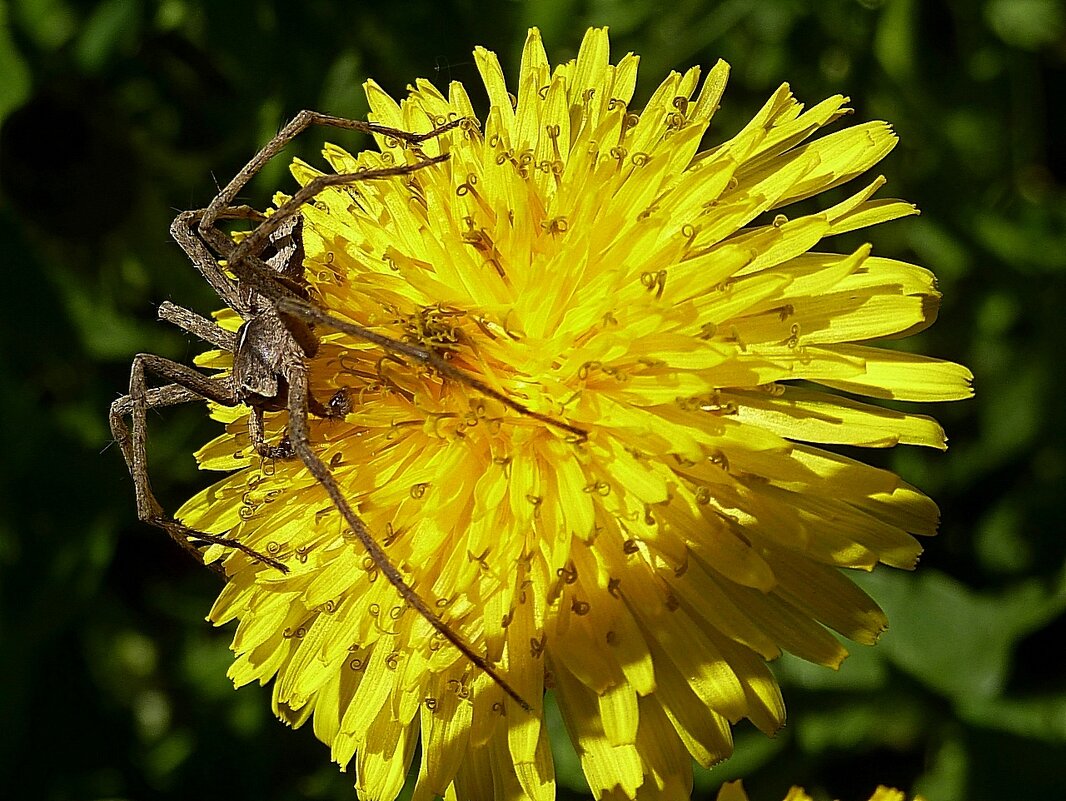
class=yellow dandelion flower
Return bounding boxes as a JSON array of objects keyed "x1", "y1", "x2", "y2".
[
  {"x1": 717, "y1": 780, "x2": 928, "y2": 801},
  {"x1": 177, "y1": 27, "x2": 971, "y2": 801}
]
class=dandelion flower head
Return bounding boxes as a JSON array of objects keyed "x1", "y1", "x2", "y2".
[{"x1": 179, "y1": 26, "x2": 972, "y2": 801}]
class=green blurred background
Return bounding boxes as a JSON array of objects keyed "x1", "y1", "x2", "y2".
[{"x1": 1, "y1": 0, "x2": 1064, "y2": 799}]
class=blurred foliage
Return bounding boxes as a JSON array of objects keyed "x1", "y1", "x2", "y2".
[{"x1": 0, "y1": 1, "x2": 1064, "y2": 800}]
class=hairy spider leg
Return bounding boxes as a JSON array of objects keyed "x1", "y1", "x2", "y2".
[
  {"x1": 278, "y1": 297, "x2": 589, "y2": 443},
  {"x1": 201, "y1": 110, "x2": 464, "y2": 240},
  {"x1": 109, "y1": 353, "x2": 289, "y2": 573},
  {"x1": 170, "y1": 205, "x2": 265, "y2": 315}
]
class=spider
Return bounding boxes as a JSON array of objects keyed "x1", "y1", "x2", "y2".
[{"x1": 110, "y1": 110, "x2": 586, "y2": 713}]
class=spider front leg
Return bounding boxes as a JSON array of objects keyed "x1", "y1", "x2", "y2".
[
  {"x1": 217, "y1": 157, "x2": 451, "y2": 296},
  {"x1": 277, "y1": 297, "x2": 590, "y2": 443},
  {"x1": 170, "y1": 206, "x2": 265, "y2": 314},
  {"x1": 109, "y1": 353, "x2": 288, "y2": 573},
  {"x1": 281, "y1": 360, "x2": 534, "y2": 713},
  {"x1": 200, "y1": 109, "x2": 464, "y2": 238},
  {"x1": 189, "y1": 109, "x2": 462, "y2": 289}
]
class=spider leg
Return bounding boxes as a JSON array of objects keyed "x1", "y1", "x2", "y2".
[
  {"x1": 278, "y1": 298, "x2": 589, "y2": 443},
  {"x1": 245, "y1": 385, "x2": 350, "y2": 463},
  {"x1": 109, "y1": 354, "x2": 288, "y2": 573},
  {"x1": 200, "y1": 110, "x2": 463, "y2": 237},
  {"x1": 247, "y1": 407, "x2": 293, "y2": 460},
  {"x1": 158, "y1": 300, "x2": 237, "y2": 352},
  {"x1": 185, "y1": 110, "x2": 462, "y2": 301},
  {"x1": 228, "y1": 158, "x2": 450, "y2": 270},
  {"x1": 170, "y1": 206, "x2": 264, "y2": 314},
  {"x1": 173, "y1": 158, "x2": 453, "y2": 321},
  {"x1": 283, "y1": 359, "x2": 534, "y2": 713}
]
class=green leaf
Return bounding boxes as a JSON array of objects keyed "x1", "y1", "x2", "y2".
[
  {"x1": 855, "y1": 569, "x2": 1066, "y2": 701},
  {"x1": 0, "y1": 5, "x2": 30, "y2": 125}
]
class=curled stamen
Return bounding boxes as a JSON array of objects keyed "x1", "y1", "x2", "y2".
[
  {"x1": 785, "y1": 323, "x2": 801, "y2": 349},
  {"x1": 362, "y1": 556, "x2": 380, "y2": 580},
  {"x1": 644, "y1": 505, "x2": 656, "y2": 526},
  {"x1": 583, "y1": 480, "x2": 611, "y2": 496},
  {"x1": 556, "y1": 562, "x2": 578, "y2": 584},
  {"x1": 540, "y1": 216, "x2": 568, "y2": 236},
  {"x1": 530, "y1": 634, "x2": 546, "y2": 657},
  {"x1": 455, "y1": 174, "x2": 479, "y2": 197},
  {"x1": 578, "y1": 361, "x2": 602, "y2": 381},
  {"x1": 640, "y1": 269, "x2": 668, "y2": 299},
  {"x1": 458, "y1": 116, "x2": 480, "y2": 136}
]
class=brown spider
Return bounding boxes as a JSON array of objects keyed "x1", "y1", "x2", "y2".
[{"x1": 110, "y1": 111, "x2": 585, "y2": 712}]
